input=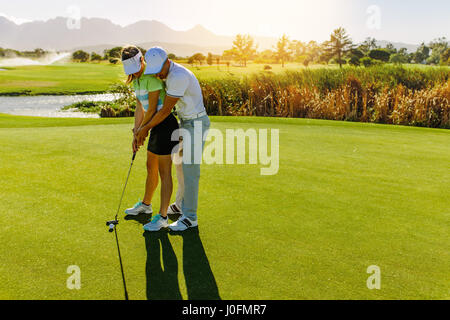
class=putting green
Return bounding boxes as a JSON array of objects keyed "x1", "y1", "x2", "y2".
[{"x1": 0, "y1": 114, "x2": 448, "y2": 299}]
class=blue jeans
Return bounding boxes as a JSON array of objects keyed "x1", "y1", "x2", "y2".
[{"x1": 180, "y1": 115, "x2": 210, "y2": 221}]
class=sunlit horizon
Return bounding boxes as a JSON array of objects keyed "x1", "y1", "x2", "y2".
[{"x1": 1, "y1": 0, "x2": 449, "y2": 44}]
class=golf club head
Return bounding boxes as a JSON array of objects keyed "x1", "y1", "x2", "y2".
[{"x1": 106, "y1": 220, "x2": 119, "y2": 232}]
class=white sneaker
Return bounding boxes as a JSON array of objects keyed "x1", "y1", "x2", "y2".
[
  {"x1": 143, "y1": 214, "x2": 169, "y2": 232},
  {"x1": 168, "y1": 215, "x2": 198, "y2": 232},
  {"x1": 167, "y1": 203, "x2": 181, "y2": 215},
  {"x1": 125, "y1": 201, "x2": 153, "y2": 216}
]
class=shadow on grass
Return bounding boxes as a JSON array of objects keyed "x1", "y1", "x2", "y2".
[
  {"x1": 171, "y1": 228, "x2": 221, "y2": 300},
  {"x1": 132, "y1": 213, "x2": 220, "y2": 300},
  {"x1": 144, "y1": 231, "x2": 183, "y2": 300}
]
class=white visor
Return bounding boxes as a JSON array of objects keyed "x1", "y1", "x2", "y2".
[{"x1": 122, "y1": 52, "x2": 142, "y2": 75}]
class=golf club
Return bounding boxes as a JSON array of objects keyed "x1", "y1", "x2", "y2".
[{"x1": 106, "y1": 151, "x2": 137, "y2": 300}]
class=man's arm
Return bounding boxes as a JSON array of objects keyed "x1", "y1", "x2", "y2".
[{"x1": 140, "y1": 95, "x2": 179, "y2": 131}]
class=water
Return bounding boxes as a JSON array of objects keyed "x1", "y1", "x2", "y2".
[{"x1": 0, "y1": 94, "x2": 117, "y2": 118}]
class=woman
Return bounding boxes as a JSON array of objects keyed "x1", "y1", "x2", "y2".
[{"x1": 121, "y1": 45, "x2": 179, "y2": 232}]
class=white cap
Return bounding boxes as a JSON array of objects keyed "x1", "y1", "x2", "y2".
[
  {"x1": 122, "y1": 51, "x2": 142, "y2": 75},
  {"x1": 144, "y1": 47, "x2": 168, "y2": 75}
]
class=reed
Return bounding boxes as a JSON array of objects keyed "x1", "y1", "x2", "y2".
[{"x1": 201, "y1": 65, "x2": 450, "y2": 128}]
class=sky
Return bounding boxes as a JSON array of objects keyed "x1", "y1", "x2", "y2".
[{"x1": 0, "y1": 0, "x2": 449, "y2": 44}]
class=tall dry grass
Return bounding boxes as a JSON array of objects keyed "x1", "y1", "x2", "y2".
[{"x1": 201, "y1": 65, "x2": 450, "y2": 129}]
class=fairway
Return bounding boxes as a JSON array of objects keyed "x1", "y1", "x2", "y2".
[
  {"x1": 0, "y1": 63, "x2": 124, "y2": 95},
  {"x1": 0, "y1": 114, "x2": 449, "y2": 300},
  {"x1": 0, "y1": 62, "x2": 329, "y2": 95}
]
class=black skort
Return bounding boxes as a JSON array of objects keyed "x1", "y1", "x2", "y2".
[{"x1": 148, "y1": 113, "x2": 180, "y2": 155}]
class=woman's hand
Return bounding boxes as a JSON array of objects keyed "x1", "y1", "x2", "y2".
[
  {"x1": 136, "y1": 127, "x2": 149, "y2": 147},
  {"x1": 132, "y1": 136, "x2": 139, "y2": 153}
]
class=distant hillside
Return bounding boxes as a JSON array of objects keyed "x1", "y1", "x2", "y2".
[
  {"x1": 0, "y1": 16, "x2": 422, "y2": 56},
  {"x1": 376, "y1": 40, "x2": 419, "y2": 53},
  {"x1": 72, "y1": 42, "x2": 230, "y2": 57},
  {"x1": 0, "y1": 16, "x2": 277, "y2": 56}
]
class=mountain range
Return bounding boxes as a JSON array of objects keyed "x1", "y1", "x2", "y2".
[{"x1": 0, "y1": 16, "x2": 420, "y2": 56}]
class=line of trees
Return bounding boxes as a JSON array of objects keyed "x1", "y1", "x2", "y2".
[
  {"x1": 0, "y1": 48, "x2": 48, "y2": 58},
  {"x1": 68, "y1": 28, "x2": 449, "y2": 68},
  {"x1": 187, "y1": 30, "x2": 449, "y2": 68},
  {"x1": 72, "y1": 47, "x2": 179, "y2": 64}
]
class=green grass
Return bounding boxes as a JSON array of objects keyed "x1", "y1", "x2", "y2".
[
  {"x1": 187, "y1": 62, "x2": 332, "y2": 79},
  {"x1": 0, "y1": 62, "x2": 124, "y2": 95},
  {"x1": 0, "y1": 114, "x2": 449, "y2": 300},
  {"x1": 0, "y1": 61, "x2": 308, "y2": 95}
]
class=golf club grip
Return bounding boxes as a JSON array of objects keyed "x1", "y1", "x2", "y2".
[{"x1": 132, "y1": 152, "x2": 136, "y2": 161}]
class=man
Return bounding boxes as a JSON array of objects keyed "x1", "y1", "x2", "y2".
[{"x1": 136, "y1": 47, "x2": 210, "y2": 232}]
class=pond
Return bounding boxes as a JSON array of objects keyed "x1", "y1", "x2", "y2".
[{"x1": 0, "y1": 94, "x2": 117, "y2": 118}]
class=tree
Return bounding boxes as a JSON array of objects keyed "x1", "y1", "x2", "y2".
[
  {"x1": 216, "y1": 56, "x2": 221, "y2": 70},
  {"x1": 168, "y1": 53, "x2": 177, "y2": 60},
  {"x1": 323, "y1": 27, "x2": 353, "y2": 68},
  {"x1": 414, "y1": 43, "x2": 430, "y2": 64},
  {"x1": 33, "y1": 48, "x2": 46, "y2": 58},
  {"x1": 222, "y1": 49, "x2": 234, "y2": 61},
  {"x1": 359, "y1": 37, "x2": 378, "y2": 53},
  {"x1": 369, "y1": 49, "x2": 391, "y2": 62},
  {"x1": 289, "y1": 40, "x2": 306, "y2": 63},
  {"x1": 305, "y1": 41, "x2": 322, "y2": 64},
  {"x1": 350, "y1": 48, "x2": 364, "y2": 59},
  {"x1": 360, "y1": 57, "x2": 375, "y2": 67},
  {"x1": 104, "y1": 47, "x2": 122, "y2": 60},
  {"x1": 231, "y1": 34, "x2": 257, "y2": 67},
  {"x1": 72, "y1": 50, "x2": 89, "y2": 62},
  {"x1": 207, "y1": 52, "x2": 213, "y2": 66},
  {"x1": 390, "y1": 53, "x2": 408, "y2": 65},
  {"x1": 427, "y1": 37, "x2": 448, "y2": 65},
  {"x1": 190, "y1": 53, "x2": 206, "y2": 66},
  {"x1": 385, "y1": 43, "x2": 397, "y2": 54},
  {"x1": 90, "y1": 52, "x2": 102, "y2": 62},
  {"x1": 275, "y1": 34, "x2": 291, "y2": 67},
  {"x1": 302, "y1": 56, "x2": 312, "y2": 67},
  {"x1": 441, "y1": 48, "x2": 450, "y2": 65},
  {"x1": 348, "y1": 56, "x2": 360, "y2": 66},
  {"x1": 254, "y1": 49, "x2": 276, "y2": 64}
]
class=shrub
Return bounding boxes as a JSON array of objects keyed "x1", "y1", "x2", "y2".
[
  {"x1": 390, "y1": 53, "x2": 408, "y2": 65},
  {"x1": 369, "y1": 49, "x2": 391, "y2": 62},
  {"x1": 361, "y1": 57, "x2": 375, "y2": 67},
  {"x1": 109, "y1": 57, "x2": 120, "y2": 64},
  {"x1": 348, "y1": 56, "x2": 361, "y2": 66},
  {"x1": 72, "y1": 50, "x2": 89, "y2": 62}
]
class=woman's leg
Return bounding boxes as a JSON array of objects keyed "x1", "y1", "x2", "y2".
[
  {"x1": 143, "y1": 151, "x2": 159, "y2": 206},
  {"x1": 158, "y1": 155, "x2": 173, "y2": 217}
]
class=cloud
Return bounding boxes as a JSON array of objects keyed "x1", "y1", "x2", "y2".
[{"x1": 0, "y1": 12, "x2": 31, "y2": 25}]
